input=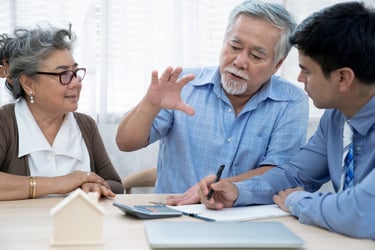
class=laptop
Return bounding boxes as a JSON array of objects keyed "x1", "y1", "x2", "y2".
[{"x1": 144, "y1": 221, "x2": 305, "y2": 249}]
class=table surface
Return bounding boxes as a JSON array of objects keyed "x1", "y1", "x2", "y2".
[{"x1": 0, "y1": 194, "x2": 374, "y2": 250}]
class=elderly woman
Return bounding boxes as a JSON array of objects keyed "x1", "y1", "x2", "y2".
[{"x1": 0, "y1": 24, "x2": 123, "y2": 200}]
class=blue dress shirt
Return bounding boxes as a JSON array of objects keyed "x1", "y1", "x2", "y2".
[
  {"x1": 235, "y1": 96, "x2": 375, "y2": 240},
  {"x1": 149, "y1": 66, "x2": 309, "y2": 193}
]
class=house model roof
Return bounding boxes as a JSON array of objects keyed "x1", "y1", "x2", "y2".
[{"x1": 50, "y1": 189, "x2": 105, "y2": 216}]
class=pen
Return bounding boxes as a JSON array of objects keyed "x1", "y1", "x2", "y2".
[
  {"x1": 148, "y1": 201, "x2": 167, "y2": 206},
  {"x1": 207, "y1": 164, "x2": 225, "y2": 200},
  {"x1": 183, "y1": 212, "x2": 216, "y2": 222}
]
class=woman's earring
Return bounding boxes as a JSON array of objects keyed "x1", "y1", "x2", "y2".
[{"x1": 29, "y1": 92, "x2": 34, "y2": 104}]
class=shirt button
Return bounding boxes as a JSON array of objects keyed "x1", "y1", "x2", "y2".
[
  {"x1": 228, "y1": 108, "x2": 232, "y2": 113},
  {"x1": 227, "y1": 138, "x2": 232, "y2": 143}
]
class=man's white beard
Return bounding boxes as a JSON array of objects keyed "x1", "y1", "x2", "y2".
[{"x1": 221, "y1": 75, "x2": 247, "y2": 95}]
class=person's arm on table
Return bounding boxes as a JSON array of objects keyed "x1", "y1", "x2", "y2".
[
  {"x1": 199, "y1": 135, "x2": 375, "y2": 239},
  {"x1": 274, "y1": 170, "x2": 375, "y2": 240},
  {"x1": 198, "y1": 125, "x2": 331, "y2": 209},
  {"x1": 0, "y1": 171, "x2": 107, "y2": 201},
  {"x1": 167, "y1": 166, "x2": 273, "y2": 206}
]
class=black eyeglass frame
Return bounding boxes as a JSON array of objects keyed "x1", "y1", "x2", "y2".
[{"x1": 35, "y1": 68, "x2": 86, "y2": 85}]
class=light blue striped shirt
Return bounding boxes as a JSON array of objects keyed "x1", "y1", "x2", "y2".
[
  {"x1": 149, "y1": 66, "x2": 309, "y2": 193},
  {"x1": 235, "y1": 96, "x2": 375, "y2": 240}
]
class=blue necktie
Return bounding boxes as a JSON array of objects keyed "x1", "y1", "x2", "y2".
[{"x1": 343, "y1": 121, "x2": 354, "y2": 189}]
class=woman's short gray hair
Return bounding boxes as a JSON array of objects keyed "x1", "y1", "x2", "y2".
[
  {"x1": 225, "y1": 0, "x2": 296, "y2": 65},
  {"x1": 0, "y1": 22, "x2": 76, "y2": 99}
]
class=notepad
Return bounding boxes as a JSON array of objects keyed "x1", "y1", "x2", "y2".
[
  {"x1": 170, "y1": 203, "x2": 289, "y2": 222},
  {"x1": 144, "y1": 221, "x2": 305, "y2": 249}
]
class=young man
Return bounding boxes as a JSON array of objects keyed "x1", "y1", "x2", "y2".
[
  {"x1": 198, "y1": 1, "x2": 375, "y2": 240},
  {"x1": 116, "y1": 0, "x2": 308, "y2": 205}
]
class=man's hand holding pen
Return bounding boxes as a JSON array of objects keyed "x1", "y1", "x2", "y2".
[{"x1": 198, "y1": 173, "x2": 239, "y2": 210}]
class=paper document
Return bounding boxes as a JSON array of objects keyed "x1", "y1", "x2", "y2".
[{"x1": 170, "y1": 204, "x2": 289, "y2": 222}]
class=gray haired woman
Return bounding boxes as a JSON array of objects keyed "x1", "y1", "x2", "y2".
[{"x1": 0, "y1": 23, "x2": 122, "y2": 200}]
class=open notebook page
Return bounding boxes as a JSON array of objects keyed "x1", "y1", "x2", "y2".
[{"x1": 169, "y1": 203, "x2": 289, "y2": 222}]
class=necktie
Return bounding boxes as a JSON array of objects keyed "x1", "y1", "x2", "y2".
[{"x1": 343, "y1": 121, "x2": 354, "y2": 189}]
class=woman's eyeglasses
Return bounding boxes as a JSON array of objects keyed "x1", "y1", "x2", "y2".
[{"x1": 35, "y1": 68, "x2": 86, "y2": 85}]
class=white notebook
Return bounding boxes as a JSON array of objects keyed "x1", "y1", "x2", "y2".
[
  {"x1": 144, "y1": 221, "x2": 305, "y2": 249},
  {"x1": 170, "y1": 203, "x2": 289, "y2": 222}
]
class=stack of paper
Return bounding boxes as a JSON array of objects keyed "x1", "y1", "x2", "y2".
[{"x1": 170, "y1": 203, "x2": 289, "y2": 222}]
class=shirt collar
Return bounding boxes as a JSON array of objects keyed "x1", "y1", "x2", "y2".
[
  {"x1": 16, "y1": 99, "x2": 84, "y2": 161},
  {"x1": 187, "y1": 66, "x2": 219, "y2": 87},
  {"x1": 348, "y1": 96, "x2": 375, "y2": 136}
]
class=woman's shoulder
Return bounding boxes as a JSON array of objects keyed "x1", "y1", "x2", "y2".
[
  {"x1": 0, "y1": 103, "x2": 16, "y2": 120},
  {"x1": 72, "y1": 112, "x2": 98, "y2": 133},
  {"x1": 73, "y1": 112, "x2": 95, "y2": 123},
  {"x1": 0, "y1": 103, "x2": 17, "y2": 135},
  {"x1": 0, "y1": 102, "x2": 15, "y2": 111}
]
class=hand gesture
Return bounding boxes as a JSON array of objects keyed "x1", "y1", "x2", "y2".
[{"x1": 145, "y1": 66, "x2": 195, "y2": 115}]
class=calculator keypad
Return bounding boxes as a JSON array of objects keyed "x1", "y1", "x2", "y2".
[{"x1": 134, "y1": 205, "x2": 180, "y2": 214}]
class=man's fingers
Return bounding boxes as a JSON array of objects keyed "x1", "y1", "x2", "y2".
[
  {"x1": 159, "y1": 66, "x2": 174, "y2": 82},
  {"x1": 176, "y1": 103, "x2": 195, "y2": 116},
  {"x1": 168, "y1": 67, "x2": 183, "y2": 83},
  {"x1": 150, "y1": 70, "x2": 160, "y2": 85}
]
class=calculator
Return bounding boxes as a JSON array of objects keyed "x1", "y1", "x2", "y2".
[{"x1": 113, "y1": 202, "x2": 183, "y2": 219}]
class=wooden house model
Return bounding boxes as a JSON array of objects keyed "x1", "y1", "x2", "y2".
[{"x1": 50, "y1": 189, "x2": 105, "y2": 246}]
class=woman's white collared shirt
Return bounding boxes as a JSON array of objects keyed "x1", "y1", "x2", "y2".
[{"x1": 15, "y1": 99, "x2": 90, "y2": 176}]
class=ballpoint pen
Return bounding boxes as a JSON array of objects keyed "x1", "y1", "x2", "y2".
[{"x1": 207, "y1": 164, "x2": 225, "y2": 200}]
